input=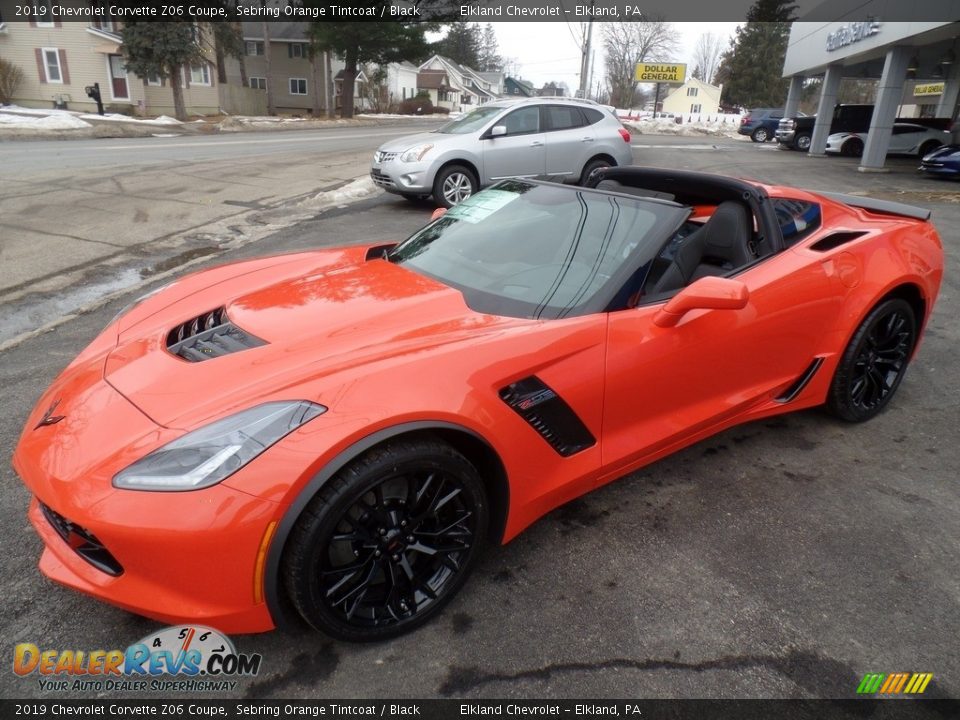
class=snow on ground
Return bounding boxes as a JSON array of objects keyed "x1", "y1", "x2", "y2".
[
  {"x1": 356, "y1": 113, "x2": 451, "y2": 120},
  {"x1": 0, "y1": 113, "x2": 92, "y2": 130},
  {"x1": 315, "y1": 176, "x2": 379, "y2": 205},
  {"x1": 623, "y1": 115, "x2": 747, "y2": 140}
]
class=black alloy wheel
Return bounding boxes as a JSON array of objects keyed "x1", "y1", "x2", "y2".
[
  {"x1": 282, "y1": 438, "x2": 488, "y2": 641},
  {"x1": 827, "y1": 298, "x2": 917, "y2": 422},
  {"x1": 843, "y1": 137, "x2": 864, "y2": 157}
]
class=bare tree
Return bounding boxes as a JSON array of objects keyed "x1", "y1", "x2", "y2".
[
  {"x1": 262, "y1": 21, "x2": 275, "y2": 115},
  {"x1": 602, "y1": 19, "x2": 679, "y2": 109},
  {"x1": 692, "y1": 32, "x2": 724, "y2": 85}
]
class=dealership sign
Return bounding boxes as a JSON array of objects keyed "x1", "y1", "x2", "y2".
[
  {"x1": 826, "y1": 20, "x2": 881, "y2": 51},
  {"x1": 634, "y1": 63, "x2": 686, "y2": 83},
  {"x1": 915, "y1": 82, "x2": 944, "y2": 96}
]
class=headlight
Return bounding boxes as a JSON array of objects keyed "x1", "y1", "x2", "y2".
[
  {"x1": 400, "y1": 144, "x2": 433, "y2": 162},
  {"x1": 113, "y1": 401, "x2": 326, "y2": 491}
]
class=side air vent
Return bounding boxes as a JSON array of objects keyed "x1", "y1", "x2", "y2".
[
  {"x1": 775, "y1": 357, "x2": 824, "y2": 403},
  {"x1": 365, "y1": 243, "x2": 397, "y2": 261},
  {"x1": 810, "y1": 231, "x2": 867, "y2": 252},
  {"x1": 166, "y1": 307, "x2": 266, "y2": 362},
  {"x1": 499, "y1": 377, "x2": 596, "y2": 457}
]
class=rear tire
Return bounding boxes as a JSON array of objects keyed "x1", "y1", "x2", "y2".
[
  {"x1": 282, "y1": 438, "x2": 488, "y2": 641},
  {"x1": 827, "y1": 298, "x2": 916, "y2": 423},
  {"x1": 751, "y1": 127, "x2": 769, "y2": 143},
  {"x1": 579, "y1": 157, "x2": 614, "y2": 186},
  {"x1": 918, "y1": 140, "x2": 941, "y2": 159}
]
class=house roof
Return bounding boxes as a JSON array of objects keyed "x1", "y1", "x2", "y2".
[
  {"x1": 505, "y1": 77, "x2": 535, "y2": 96},
  {"x1": 335, "y1": 69, "x2": 369, "y2": 82},
  {"x1": 417, "y1": 70, "x2": 451, "y2": 90}
]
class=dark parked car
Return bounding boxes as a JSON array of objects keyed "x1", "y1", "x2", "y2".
[
  {"x1": 919, "y1": 144, "x2": 960, "y2": 178},
  {"x1": 777, "y1": 103, "x2": 952, "y2": 152},
  {"x1": 738, "y1": 108, "x2": 784, "y2": 143}
]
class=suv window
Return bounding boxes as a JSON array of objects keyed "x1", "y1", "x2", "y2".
[
  {"x1": 582, "y1": 107, "x2": 605, "y2": 125},
  {"x1": 544, "y1": 105, "x2": 585, "y2": 131},
  {"x1": 501, "y1": 106, "x2": 541, "y2": 136}
]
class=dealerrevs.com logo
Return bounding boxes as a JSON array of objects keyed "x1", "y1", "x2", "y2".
[{"x1": 14, "y1": 625, "x2": 262, "y2": 692}]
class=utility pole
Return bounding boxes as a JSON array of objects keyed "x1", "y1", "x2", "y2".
[
  {"x1": 587, "y1": 49, "x2": 595, "y2": 101},
  {"x1": 578, "y1": 0, "x2": 594, "y2": 99}
]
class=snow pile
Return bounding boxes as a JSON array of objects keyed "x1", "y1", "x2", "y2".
[
  {"x1": 357, "y1": 113, "x2": 450, "y2": 120},
  {"x1": 624, "y1": 116, "x2": 747, "y2": 140},
  {"x1": 0, "y1": 113, "x2": 92, "y2": 130},
  {"x1": 315, "y1": 176, "x2": 379, "y2": 205}
]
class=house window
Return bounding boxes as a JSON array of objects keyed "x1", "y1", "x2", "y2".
[
  {"x1": 289, "y1": 78, "x2": 307, "y2": 95},
  {"x1": 147, "y1": 74, "x2": 162, "y2": 87},
  {"x1": 288, "y1": 43, "x2": 306, "y2": 59},
  {"x1": 42, "y1": 48, "x2": 62, "y2": 83},
  {"x1": 245, "y1": 41, "x2": 264, "y2": 56},
  {"x1": 34, "y1": 0, "x2": 55, "y2": 26},
  {"x1": 690, "y1": 103, "x2": 702, "y2": 113},
  {"x1": 249, "y1": 77, "x2": 266, "y2": 90},
  {"x1": 687, "y1": 87, "x2": 698, "y2": 97},
  {"x1": 188, "y1": 63, "x2": 211, "y2": 86}
]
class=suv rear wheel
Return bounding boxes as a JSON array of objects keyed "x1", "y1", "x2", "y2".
[{"x1": 751, "y1": 127, "x2": 770, "y2": 143}]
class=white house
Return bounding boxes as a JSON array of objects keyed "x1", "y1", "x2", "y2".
[
  {"x1": 384, "y1": 61, "x2": 419, "y2": 104},
  {"x1": 660, "y1": 77, "x2": 724, "y2": 116},
  {"x1": 418, "y1": 55, "x2": 496, "y2": 110}
]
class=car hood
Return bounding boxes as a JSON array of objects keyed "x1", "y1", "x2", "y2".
[
  {"x1": 926, "y1": 144, "x2": 960, "y2": 160},
  {"x1": 377, "y1": 131, "x2": 457, "y2": 153},
  {"x1": 104, "y1": 246, "x2": 520, "y2": 429}
]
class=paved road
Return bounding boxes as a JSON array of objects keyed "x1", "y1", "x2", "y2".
[
  {"x1": 1, "y1": 138, "x2": 958, "y2": 701},
  {"x1": 0, "y1": 120, "x2": 439, "y2": 347}
]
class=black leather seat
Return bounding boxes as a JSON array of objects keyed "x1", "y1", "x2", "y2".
[{"x1": 651, "y1": 201, "x2": 754, "y2": 294}]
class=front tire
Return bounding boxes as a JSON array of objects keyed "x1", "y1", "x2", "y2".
[
  {"x1": 795, "y1": 133, "x2": 811, "y2": 152},
  {"x1": 827, "y1": 298, "x2": 917, "y2": 422},
  {"x1": 432, "y1": 164, "x2": 478, "y2": 208},
  {"x1": 843, "y1": 138, "x2": 864, "y2": 157},
  {"x1": 282, "y1": 438, "x2": 488, "y2": 641},
  {"x1": 751, "y1": 127, "x2": 769, "y2": 143}
]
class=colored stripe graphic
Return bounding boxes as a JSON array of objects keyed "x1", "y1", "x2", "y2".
[
  {"x1": 857, "y1": 673, "x2": 885, "y2": 694},
  {"x1": 858, "y1": 672, "x2": 932, "y2": 694}
]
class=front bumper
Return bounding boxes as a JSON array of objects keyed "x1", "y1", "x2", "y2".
[
  {"x1": 13, "y1": 364, "x2": 281, "y2": 634},
  {"x1": 370, "y1": 158, "x2": 433, "y2": 195},
  {"x1": 775, "y1": 129, "x2": 795, "y2": 144},
  {"x1": 919, "y1": 162, "x2": 960, "y2": 176}
]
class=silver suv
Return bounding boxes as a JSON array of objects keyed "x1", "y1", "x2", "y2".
[{"x1": 370, "y1": 98, "x2": 634, "y2": 207}]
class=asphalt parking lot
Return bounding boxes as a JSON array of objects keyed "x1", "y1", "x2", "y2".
[{"x1": 1, "y1": 136, "x2": 958, "y2": 701}]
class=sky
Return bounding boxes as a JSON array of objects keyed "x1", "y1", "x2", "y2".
[{"x1": 490, "y1": 22, "x2": 743, "y2": 94}]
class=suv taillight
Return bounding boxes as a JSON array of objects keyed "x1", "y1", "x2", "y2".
[
  {"x1": 618, "y1": 128, "x2": 630, "y2": 143},
  {"x1": 741, "y1": 115, "x2": 750, "y2": 125}
]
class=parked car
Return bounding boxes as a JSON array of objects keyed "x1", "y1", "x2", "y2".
[
  {"x1": 370, "y1": 97, "x2": 633, "y2": 207},
  {"x1": 14, "y1": 168, "x2": 942, "y2": 640},
  {"x1": 738, "y1": 108, "x2": 784, "y2": 142},
  {"x1": 825, "y1": 123, "x2": 950, "y2": 157},
  {"x1": 919, "y1": 144, "x2": 960, "y2": 178},
  {"x1": 777, "y1": 104, "x2": 951, "y2": 152}
]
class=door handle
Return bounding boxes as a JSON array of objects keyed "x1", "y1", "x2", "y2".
[
  {"x1": 581, "y1": 136, "x2": 595, "y2": 142},
  {"x1": 530, "y1": 140, "x2": 543, "y2": 147}
]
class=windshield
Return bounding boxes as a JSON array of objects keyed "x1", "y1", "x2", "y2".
[
  {"x1": 388, "y1": 180, "x2": 689, "y2": 319},
  {"x1": 435, "y1": 106, "x2": 504, "y2": 134}
]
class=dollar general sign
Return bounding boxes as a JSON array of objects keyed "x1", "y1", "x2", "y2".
[{"x1": 635, "y1": 63, "x2": 687, "y2": 83}]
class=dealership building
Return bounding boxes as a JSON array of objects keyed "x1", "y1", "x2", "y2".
[{"x1": 782, "y1": 1, "x2": 959, "y2": 170}]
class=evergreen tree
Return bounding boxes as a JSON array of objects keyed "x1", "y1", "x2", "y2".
[
  {"x1": 478, "y1": 24, "x2": 503, "y2": 72},
  {"x1": 120, "y1": 22, "x2": 205, "y2": 120},
  {"x1": 714, "y1": 0, "x2": 797, "y2": 108},
  {"x1": 436, "y1": 23, "x2": 482, "y2": 68}
]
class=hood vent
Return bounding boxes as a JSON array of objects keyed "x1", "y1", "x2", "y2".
[
  {"x1": 365, "y1": 243, "x2": 398, "y2": 261},
  {"x1": 500, "y1": 376, "x2": 596, "y2": 457},
  {"x1": 166, "y1": 307, "x2": 266, "y2": 362}
]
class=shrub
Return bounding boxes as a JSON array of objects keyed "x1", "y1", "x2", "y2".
[
  {"x1": 0, "y1": 58, "x2": 25, "y2": 105},
  {"x1": 433, "y1": 106, "x2": 450, "y2": 114},
  {"x1": 399, "y1": 96, "x2": 433, "y2": 115}
]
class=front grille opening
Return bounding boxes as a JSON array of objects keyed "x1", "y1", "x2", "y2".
[
  {"x1": 39, "y1": 501, "x2": 123, "y2": 576},
  {"x1": 166, "y1": 307, "x2": 266, "y2": 362}
]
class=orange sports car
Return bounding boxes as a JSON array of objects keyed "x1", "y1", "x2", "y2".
[{"x1": 13, "y1": 168, "x2": 943, "y2": 641}]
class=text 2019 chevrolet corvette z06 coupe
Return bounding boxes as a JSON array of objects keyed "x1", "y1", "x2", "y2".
[{"x1": 13, "y1": 168, "x2": 943, "y2": 641}]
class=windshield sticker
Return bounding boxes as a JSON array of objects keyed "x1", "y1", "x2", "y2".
[{"x1": 446, "y1": 189, "x2": 519, "y2": 224}]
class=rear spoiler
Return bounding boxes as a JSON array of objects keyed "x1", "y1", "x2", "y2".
[{"x1": 818, "y1": 191, "x2": 931, "y2": 221}]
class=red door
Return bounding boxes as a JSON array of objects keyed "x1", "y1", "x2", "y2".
[{"x1": 109, "y1": 55, "x2": 128, "y2": 100}]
